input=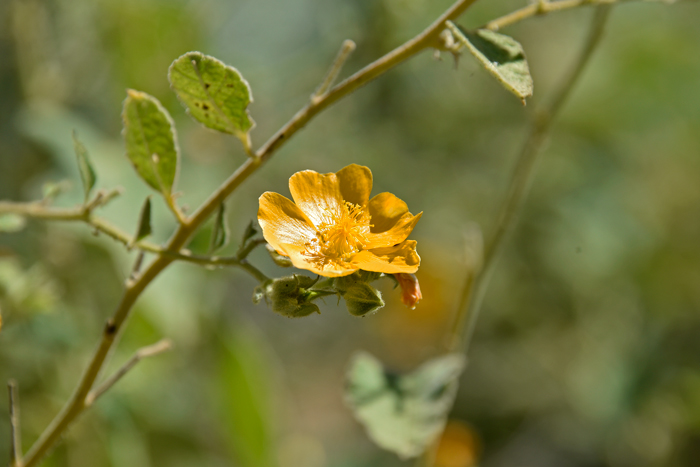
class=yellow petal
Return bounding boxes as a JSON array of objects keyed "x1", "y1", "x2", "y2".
[
  {"x1": 336, "y1": 164, "x2": 373, "y2": 208},
  {"x1": 284, "y1": 251, "x2": 358, "y2": 277},
  {"x1": 258, "y1": 192, "x2": 317, "y2": 256},
  {"x1": 364, "y1": 212, "x2": 422, "y2": 249},
  {"x1": 350, "y1": 240, "x2": 421, "y2": 274},
  {"x1": 289, "y1": 170, "x2": 344, "y2": 227},
  {"x1": 368, "y1": 192, "x2": 409, "y2": 233}
]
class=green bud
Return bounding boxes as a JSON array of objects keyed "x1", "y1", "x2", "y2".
[
  {"x1": 265, "y1": 244, "x2": 293, "y2": 267},
  {"x1": 259, "y1": 275, "x2": 320, "y2": 318},
  {"x1": 343, "y1": 282, "x2": 384, "y2": 317},
  {"x1": 357, "y1": 270, "x2": 381, "y2": 283},
  {"x1": 252, "y1": 286, "x2": 264, "y2": 304}
]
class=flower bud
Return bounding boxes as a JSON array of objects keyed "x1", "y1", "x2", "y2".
[
  {"x1": 259, "y1": 275, "x2": 320, "y2": 318},
  {"x1": 343, "y1": 282, "x2": 384, "y2": 317}
]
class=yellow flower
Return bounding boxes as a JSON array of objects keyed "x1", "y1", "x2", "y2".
[{"x1": 258, "y1": 164, "x2": 422, "y2": 277}]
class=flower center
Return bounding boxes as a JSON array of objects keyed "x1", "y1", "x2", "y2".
[{"x1": 304, "y1": 201, "x2": 371, "y2": 269}]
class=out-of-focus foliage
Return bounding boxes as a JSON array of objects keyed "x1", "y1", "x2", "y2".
[{"x1": 1, "y1": 0, "x2": 700, "y2": 466}]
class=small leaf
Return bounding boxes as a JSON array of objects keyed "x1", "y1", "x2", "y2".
[
  {"x1": 241, "y1": 220, "x2": 257, "y2": 245},
  {"x1": 134, "y1": 197, "x2": 153, "y2": 243},
  {"x1": 447, "y1": 22, "x2": 533, "y2": 103},
  {"x1": 122, "y1": 89, "x2": 180, "y2": 195},
  {"x1": 72, "y1": 130, "x2": 97, "y2": 202},
  {"x1": 345, "y1": 352, "x2": 466, "y2": 459},
  {"x1": 169, "y1": 52, "x2": 254, "y2": 142},
  {"x1": 0, "y1": 214, "x2": 26, "y2": 233},
  {"x1": 210, "y1": 203, "x2": 230, "y2": 253}
]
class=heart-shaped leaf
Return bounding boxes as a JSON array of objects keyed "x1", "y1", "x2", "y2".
[
  {"x1": 122, "y1": 90, "x2": 180, "y2": 195},
  {"x1": 345, "y1": 351, "x2": 466, "y2": 459},
  {"x1": 169, "y1": 52, "x2": 254, "y2": 143}
]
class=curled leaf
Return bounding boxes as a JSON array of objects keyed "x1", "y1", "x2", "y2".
[{"x1": 447, "y1": 22, "x2": 533, "y2": 104}]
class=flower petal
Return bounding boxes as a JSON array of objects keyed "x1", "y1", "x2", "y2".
[
  {"x1": 289, "y1": 170, "x2": 344, "y2": 227},
  {"x1": 368, "y1": 192, "x2": 410, "y2": 233},
  {"x1": 258, "y1": 192, "x2": 317, "y2": 256},
  {"x1": 336, "y1": 164, "x2": 373, "y2": 208},
  {"x1": 364, "y1": 212, "x2": 422, "y2": 249},
  {"x1": 350, "y1": 240, "x2": 420, "y2": 274},
  {"x1": 284, "y1": 252, "x2": 358, "y2": 277}
]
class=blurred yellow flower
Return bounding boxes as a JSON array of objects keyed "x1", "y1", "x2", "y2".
[
  {"x1": 434, "y1": 420, "x2": 480, "y2": 467},
  {"x1": 258, "y1": 164, "x2": 421, "y2": 277}
]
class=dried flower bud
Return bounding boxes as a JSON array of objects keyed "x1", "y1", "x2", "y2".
[{"x1": 395, "y1": 273, "x2": 422, "y2": 309}]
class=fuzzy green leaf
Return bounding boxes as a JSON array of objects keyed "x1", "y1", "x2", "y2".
[
  {"x1": 448, "y1": 22, "x2": 533, "y2": 104},
  {"x1": 169, "y1": 52, "x2": 254, "y2": 141},
  {"x1": 122, "y1": 89, "x2": 180, "y2": 195},
  {"x1": 345, "y1": 352, "x2": 466, "y2": 459},
  {"x1": 72, "y1": 130, "x2": 97, "y2": 202},
  {"x1": 0, "y1": 214, "x2": 27, "y2": 233},
  {"x1": 134, "y1": 197, "x2": 153, "y2": 242}
]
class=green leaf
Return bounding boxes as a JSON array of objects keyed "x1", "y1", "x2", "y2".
[
  {"x1": 343, "y1": 282, "x2": 384, "y2": 317},
  {"x1": 122, "y1": 89, "x2": 180, "y2": 195},
  {"x1": 134, "y1": 197, "x2": 153, "y2": 242},
  {"x1": 210, "y1": 203, "x2": 230, "y2": 253},
  {"x1": 447, "y1": 22, "x2": 533, "y2": 104},
  {"x1": 0, "y1": 214, "x2": 26, "y2": 233},
  {"x1": 345, "y1": 352, "x2": 466, "y2": 459},
  {"x1": 241, "y1": 220, "x2": 257, "y2": 245},
  {"x1": 72, "y1": 130, "x2": 97, "y2": 202},
  {"x1": 168, "y1": 52, "x2": 254, "y2": 142}
]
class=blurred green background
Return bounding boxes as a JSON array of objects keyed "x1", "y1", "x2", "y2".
[{"x1": 1, "y1": 0, "x2": 700, "y2": 466}]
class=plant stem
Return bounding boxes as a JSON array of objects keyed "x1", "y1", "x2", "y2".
[
  {"x1": 451, "y1": 6, "x2": 613, "y2": 357},
  {"x1": 410, "y1": 8, "x2": 614, "y2": 467},
  {"x1": 312, "y1": 39, "x2": 357, "y2": 102},
  {"x1": 85, "y1": 339, "x2": 173, "y2": 406},
  {"x1": 0, "y1": 201, "x2": 162, "y2": 254},
  {"x1": 484, "y1": 0, "x2": 630, "y2": 31},
  {"x1": 18, "y1": 3, "x2": 483, "y2": 464},
  {"x1": 8, "y1": 380, "x2": 21, "y2": 467},
  {"x1": 254, "y1": 0, "x2": 481, "y2": 160}
]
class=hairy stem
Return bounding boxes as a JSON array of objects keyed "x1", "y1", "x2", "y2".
[{"x1": 18, "y1": 1, "x2": 481, "y2": 464}]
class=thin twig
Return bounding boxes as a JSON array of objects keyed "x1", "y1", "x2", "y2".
[
  {"x1": 454, "y1": 6, "x2": 614, "y2": 355},
  {"x1": 85, "y1": 339, "x2": 173, "y2": 406},
  {"x1": 484, "y1": 0, "x2": 648, "y2": 31},
  {"x1": 0, "y1": 201, "x2": 161, "y2": 254},
  {"x1": 312, "y1": 40, "x2": 357, "y2": 103},
  {"x1": 8, "y1": 380, "x2": 22, "y2": 467}
]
